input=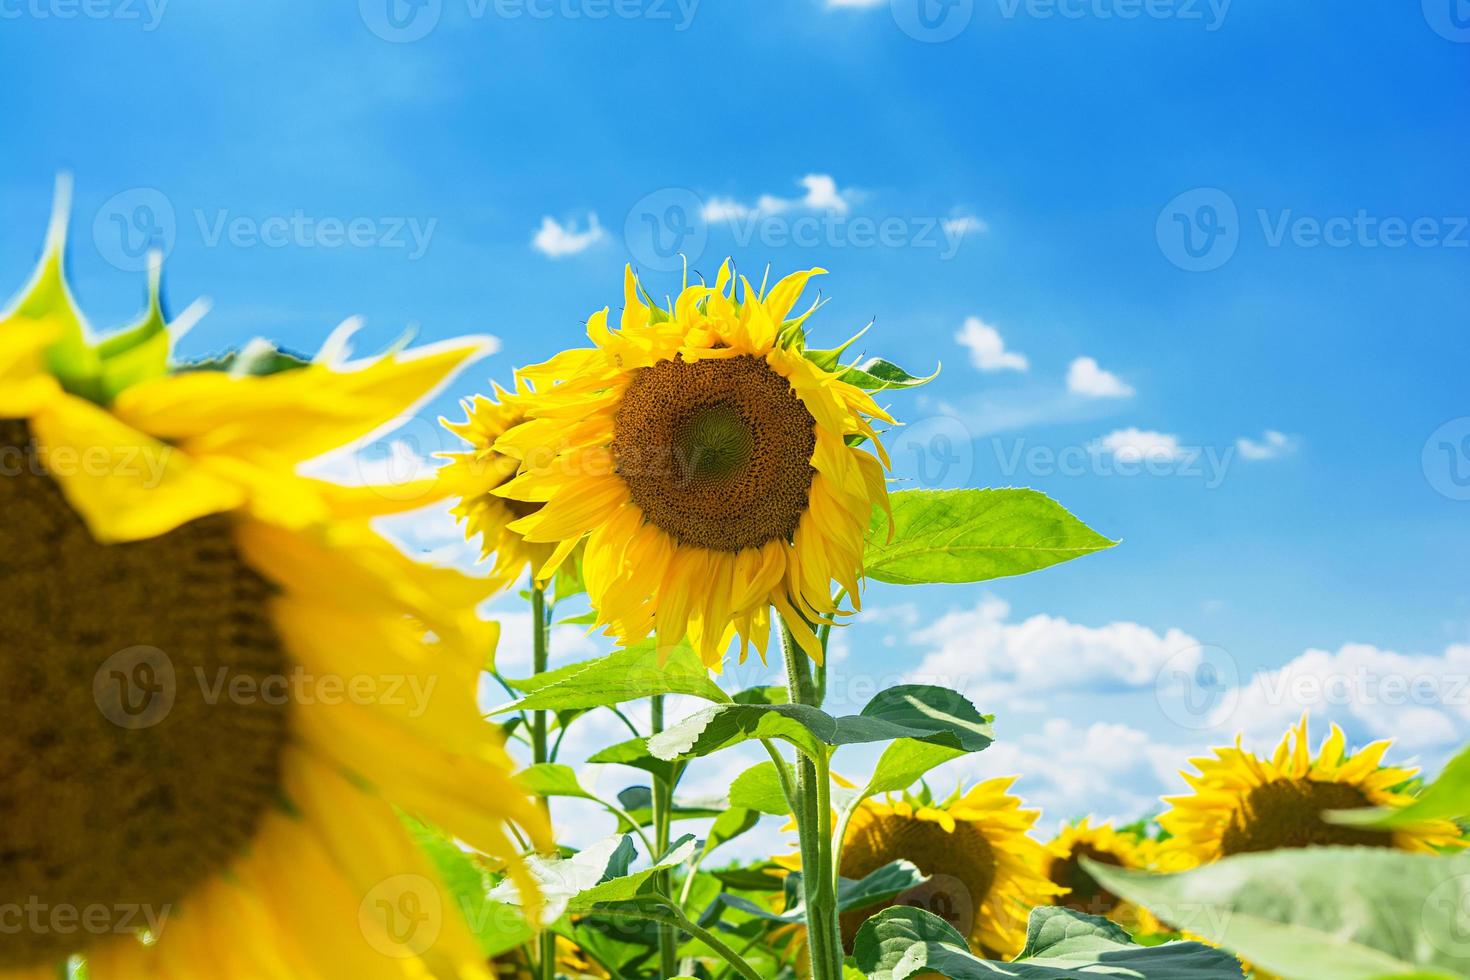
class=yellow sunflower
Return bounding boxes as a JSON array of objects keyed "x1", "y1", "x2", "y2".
[
  {"x1": 1157, "y1": 716, "x2": 1464, "y2": 871},
  {"x1": 836, "y1": 780, "x2": 1063, "y2": 959},
  {"x1": 0, "y1": 192, "x2": 548, "y2": 978},
  {"x1": 438, "y1": 382, "x2": 555, "y2": 591},
  {"x1": 487, "y1": 262, "x2": 892, "y2": 667},
  {"x1": 1042, "y1": 818, "x2": 1154, "y2": 930}
]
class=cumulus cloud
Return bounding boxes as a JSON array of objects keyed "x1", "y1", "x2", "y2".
[
  {"x1": 1092, "y1": 427, "x2": 1185, "y2": 463},
  {"x1": 1067, "y1": 356, "x2": 1135, "y2": 398},
  {"x1": 942, "y1": 215, "x2": 988, "y2": 237},
  {"x1": 1236, "y1": 429, "x2": 1299, "y2": 461},
  {"x1": 955, "y1": 316, "x2": 1028, "y2": 373},
  {"x1": 905, "y1": 595, "x2": 1203, "y2": 704},
  {"x1": 532, "y1": 213, "x2": 605, "y2": 257},
  {"x1": 1217, "y1": 642, "x2": 1470, "y2": 752}
]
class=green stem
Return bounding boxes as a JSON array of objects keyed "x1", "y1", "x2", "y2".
[
  {"x1": 781, "y1": 617, "x2": 844, "y2": 980},
  {"x1": 530, "y1": 587, "x2": 557, "y2": 980},
  {"x1": 650, "y1": 695, "x2": 680, "y2": 979},
  {"x1": 597, "y1": 904, "x2": 763, "y2": 980}
]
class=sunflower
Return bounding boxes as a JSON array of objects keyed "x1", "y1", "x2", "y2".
[
  {"x1": 0, "y1": 190, "x2": 548, "y2": 978},
  {"x1": 438, "y1": 382, "x2": 555, "y2": 591},
  {"x1": 836, "y1": 780, "x2": 1062, "y2": 959},
  {"x1": 486, "y1": 263, "x2": 892, "y2": 667},
  {"x1": 1157, "y1": 716, "x2": 1464, "y2": 871},
  {"x1": 1042, "y1": 818, "x2": 1154, "y2": 930}
]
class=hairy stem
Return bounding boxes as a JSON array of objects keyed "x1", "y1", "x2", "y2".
[
  {"x1": 530, "y1": 587, "x2": 557, "y2": 980},
  {"x1": 650, "y1": 694, "x2": 680, "y2": 979}
]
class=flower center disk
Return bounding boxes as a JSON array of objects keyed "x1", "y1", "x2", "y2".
[
  {"x1": 612, "y1": 354, "x2": 817, "y2": 553},
  {"x1": 0, "y1": 421, "x2": 291, "y2": 969},
  {"x1": 1048, "y1": 844, "x2": 1124, "y2": 916},
  {"x1": 1220, "y1": 778, "x2": 1391, "y2": 855}
]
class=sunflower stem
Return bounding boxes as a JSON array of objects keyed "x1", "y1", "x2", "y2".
[
  {"x1": 530, "y1": 586, "x2": 557, "y2": 980},
  {"x1": 780, "y1": 617, "x2": 844, "y2": 980},
  {"x1": 650, "y1": 694, "x2": 680, "y2": 979}
]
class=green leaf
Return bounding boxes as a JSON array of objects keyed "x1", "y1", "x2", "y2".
[
  {"x1": 585, "y1": 738, "x2": 680, "y2": 785},
  {"x1": 95, "y1": 254, "x2": 173, "y2": 400},
  {"x1": 1087, "y1": 848, "x2": 1470, "y2": 980},
  {"x1": 701, "y1": 807, "x2": 761, "y2": 860},
  {"x1": 490, "y1": 834, "x2": 697, "y2": 923},
  {"x1": 729, "y1": 762, "x2": 795, "y2": 815},
  {"x1": 723, "y1": 861, "x2": 929, "y2": 924},
  {"x1": 494, "y1": 638, "x2": 729, "y2": 712},
  {"x1": 866, "y1": 488, "x2": 1117, "y2": 586},
  {"x1": 853, "y1": 905, "x2": 1243, "y2": 980},
  {"x1": 835, "y1": 356, "x2": 939, "y2": 392},
  {"x1": 1330, "y1": 741, "x2": 1470, "y2": 830},
  {"x1": 804, "y1": 323, "x2": 872, "y2": 371},
  {"x1": 649, "y1": 686, "x2": 992, "y2": 762},
  {"x1": 731, "y1": 685, "x2": 789, "y2": 705},
  {"x1": 860, "y1": 739, "x2": 969, "y2": 799},
  {"x1": 515, "y1": 763, "x2": 597, "y2": 801},
  {"x1": 1018, "y1": 905, "x2": 1131, "y2": 958}
]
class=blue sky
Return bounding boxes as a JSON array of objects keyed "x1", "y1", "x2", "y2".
[{"x1": 4, "y1": 1, "x2": 1468, "y2": 837}]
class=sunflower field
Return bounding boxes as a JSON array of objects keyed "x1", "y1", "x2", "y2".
[{"x1": 3, "y1": 181, "x2": 1468, "y2": 980}]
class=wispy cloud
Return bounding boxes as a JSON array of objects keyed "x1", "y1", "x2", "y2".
[
  {"x1": 955, "y1": 315, "x2": 1028, "y2": 372},
  {"x1": 1236, "y1": 429, "x2": 1299, "y2": 461},
  {"x1": 702, "y1": 173, "x2": 854, "y2": 222},
  {"x1": 532, "y1": 212, "x2": 605, "y2": 258},
  {"x1": 942, "y1": 214, "x2": 988, "y2": 237},
  {"x1": 1067, "y1": 356, "x2": 1135, "y2": 398},
  {"x1": 1092, "y1": 427, "x2": 1185, "y2": 463}
]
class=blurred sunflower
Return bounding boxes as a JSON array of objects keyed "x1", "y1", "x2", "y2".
[
  {"x1": 438, "y1": 382, "x2": 555, "y2": 591},
  {"x1": 0, "y1": 187, "x2": 548, "y2": 978},
  {"x1": 835, "y1": 780, "x2": 1062, "y2": 959},
  {"x1": 487, "y1": 262, "x2": 892, "y2": 667},
  {"x1": 1042, "y1": 818, "x2": 1154, "y2": 930},
  {"x1": 1158, "y1": 716, "x2": 1464, "y2": 871}
]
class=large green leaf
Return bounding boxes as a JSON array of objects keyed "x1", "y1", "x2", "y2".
[
  {"x1": 1331, "y1": 741, "x2": 1470, "y2": 830},
  {"x1": 835, "y1": 356, "x2": 939, "y2": 392},
  {"x1": 515, "y1": 763, "x2": 598, "y2": 801},
  {"x1": 853, "y1": 906, "x2": 1242, "y2": 980},
  {"x1": 865, "y1": 488, "x2": 1116, "y2": 586},
  {"x1": 494, "y1": 639, "x2": 729, "y2": 712},
  {"x1": 1087, "y1": 848, "x2": 1470, "y2": 980},
  {"x1": 860, "y1": 739, "x2": 969, "y2": 799},
  {"x1": 586, "y1": 737, "x2": 680, "y2": 785},
  {"x1": 729, "y1": 761, "x2": 796, "y2": 815},
  {"x1": 649, "y1": 685, "x2": 992, "y2": 762}
]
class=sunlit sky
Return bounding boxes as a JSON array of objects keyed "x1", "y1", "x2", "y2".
[{"x1": 4, "y1": 1, "x2": 1468, "y2": 846}]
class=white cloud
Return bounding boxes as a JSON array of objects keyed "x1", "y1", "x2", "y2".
[
  {"x1": 906, "y1": 596, "x2": 1203, "y2": 704},
  {"x1": 532, "y1": 213, "x2": 605, "y2": 258},
  {"x1": 1067, "y1": 356, "x2": 1135, "y2": 399},
  {"x1": 942, "y1": 215, "x2": 988, "y2": 238},
  {"x1": 1092, "y1": 427, "x2": 1185, "y2": 463},
  {"x1": 954, "y1": 316, "x2": 1029, "y2": 373},
  {"x1": 1236, "y1": 429, "x2": 1299, "y2": 461},
  {"x1": 705, "y1": 174, "x2": 855, "y2": 223},
  {"x1": 1219, "y1": 642, "x2": 1470, "y2": 752}
]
